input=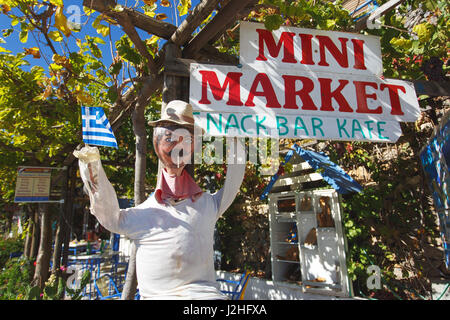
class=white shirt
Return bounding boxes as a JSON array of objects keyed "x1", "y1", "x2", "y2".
[{"x1": 81, "y1": 160, "x2": 245, "y2": 299}]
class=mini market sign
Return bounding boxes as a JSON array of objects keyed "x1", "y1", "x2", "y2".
[{"x1": 189, "y1": 21, "x2": 420, "y2": 142}]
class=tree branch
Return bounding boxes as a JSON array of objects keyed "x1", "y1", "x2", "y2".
[
  {"x1": 83, "y1": 0, "x2": 245, "y2": 64},
  {"x1": 182, "y1": 0, "x2": 257, "y2": 58},
  {"x1": 115, "y1": 12, "x2": 158, "y2": 74},
  {"x1": 205, "y1": 1, "x2": 260, "y2": 46},
  {"x1": 83, "y1": 0, "x2": 177, "y2": 39},
  {"x1": 0, "y1": 140, "x2": 27, "y2": 154},
  {"x1": 170, "y1": 0, "x2": 221, "y2": 46}
]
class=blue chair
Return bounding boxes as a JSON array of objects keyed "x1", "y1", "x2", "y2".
[
  {"x1": 93, "y1": 273, "x2": 140, "y2": 300},
  {"x1": 93, "y1": 274, "x2": 122, "y2": 300},
  {"x1": 217, "y1": 271, "x2": 250, "y2": 300},
  {"x1": 66, "y1": 255, "x2": 102, "y2": 299},
  {"x1": 110, "y1": 254, "x2": 129, "y2": 289}
]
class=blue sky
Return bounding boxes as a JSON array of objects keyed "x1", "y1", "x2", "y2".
[{"x1": 0, "y1": 0, "x2": 202, "y2": 71}]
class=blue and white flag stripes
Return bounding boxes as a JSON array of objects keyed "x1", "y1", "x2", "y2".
[{"x1": 81, "y1": 107, "x2": 118, "y2": 148}]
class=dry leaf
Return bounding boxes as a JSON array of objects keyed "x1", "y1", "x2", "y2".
[
  {"x1": 143, "y1": 0, "x2": 157, "y2": 5},
  {"x1": 55, "y1": 7, "x2": 71, "y2": 37},
  {"x1": 42, "y1": 85, "x2": 52, "y2": 100},
  {"x1": 24, "y1": 47, "x2": 40, "y2": 59},
  {"x1": 1, "y1": 4, "x2": 11, "y2": 13},
  {"x1": 155, "y1": 13, "x2": 167, "y2": 20},
  {"x1": 52, "y1": 53, "x2": 71, "y2": 69},
  {"x1": 75, "y1": 91, "x2": 93, "y2": 105}
]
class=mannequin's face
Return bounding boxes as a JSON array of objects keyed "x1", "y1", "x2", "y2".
[{"x1": 153, "y1": 125, "x2": 194, "y2": 172}]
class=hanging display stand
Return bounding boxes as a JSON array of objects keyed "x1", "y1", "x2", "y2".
[{"x1": 268, "y1": 149, "x2": 353, "y2": 297}]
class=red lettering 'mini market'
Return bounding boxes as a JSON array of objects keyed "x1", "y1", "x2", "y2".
[{"x1": 189, "y1": 21, "x2": 420, "y2": 143}]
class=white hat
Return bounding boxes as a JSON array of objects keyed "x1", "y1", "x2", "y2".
[{"x1": 148, "y1": 100, "x2": 202, "y2": 132}]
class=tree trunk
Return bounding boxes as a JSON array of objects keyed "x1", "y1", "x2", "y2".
[
  {"x1": 56, "y1": 166, "x2": 77, "y2": 300},
  {"x1": 121, "y1": 70, "x2": 148, "y2": 300},
  {"x1": 5, "y1": 212, "x2": 13, "y2": 235},
  {"x1": 23, "y1": 206, "x2": 32, "y2": 258},
  {"x1": 61, "y1": 166, "x2": 76, "y2": 269},
  {"x1": 23, "y1": 218, "x2": 32, "y2": 258},
  {"x1": 52, "y1": 168, "x2": 69, "y2": 274},
  {"x1": 120, "y1": 42, "x2": 186, "y2": 300},
  {"x1": 120, "y1": 241, "x2": 138, "y2": 300},
  {"x1": 122, "y1": 42, "x2": 189, "y2": 300},
  {"x1": 132, "y1": 96, "x2": 148, "y2": 206},
  {"x1": 51, "y1": 204, "x2": 64, "y2": 274},
  {"x1": 32, "y1": 203, "x2": 53, "y2": 290},
  {"x1": 30, "y1": 209, "x2": 40, "y2": 260}
]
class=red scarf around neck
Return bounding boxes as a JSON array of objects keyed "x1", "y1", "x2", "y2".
[{"x1": 155, "y1": 168, "x2": 203, "y2": 204}]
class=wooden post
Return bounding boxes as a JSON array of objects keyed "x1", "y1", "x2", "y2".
[
  {"x1": 158, "y1": 41, "x2": 184, "y2": 178},
  {"x1": 161, "y1": 42, "x2": 192, "y2": 175},
  {"x1": 162, "y1": 42, "x2": 183, "y2": 107}
]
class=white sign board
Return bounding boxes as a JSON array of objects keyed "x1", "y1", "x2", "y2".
[
  {"x1": 14, "y1": 166, "x2": 65, "y2": 203},
  {"x1": 14, "y1": 167, "x2": 51, "y2": 202},
  {"x1": 189, "y1": 22, "x2": 420, "y2": 143},
  {"x1": 239, "y1": 21, "x2": 383, "y2": 77}
]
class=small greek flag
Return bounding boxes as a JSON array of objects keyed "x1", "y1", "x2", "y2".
[{"x1": 81, "y1": 107, "x2": 118, "y2": 148}]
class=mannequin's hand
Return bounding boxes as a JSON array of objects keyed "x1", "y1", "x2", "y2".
[
  {"x1": 74, "y1": 146, "x2": 100, "y2": 193},
  {"x1": 73, "y1": 145, "x2": 100, "y2": 163}
]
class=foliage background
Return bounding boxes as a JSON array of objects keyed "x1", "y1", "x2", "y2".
[{"x1": 0, "y1": 0, "x2": 448, "y2": 300}]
